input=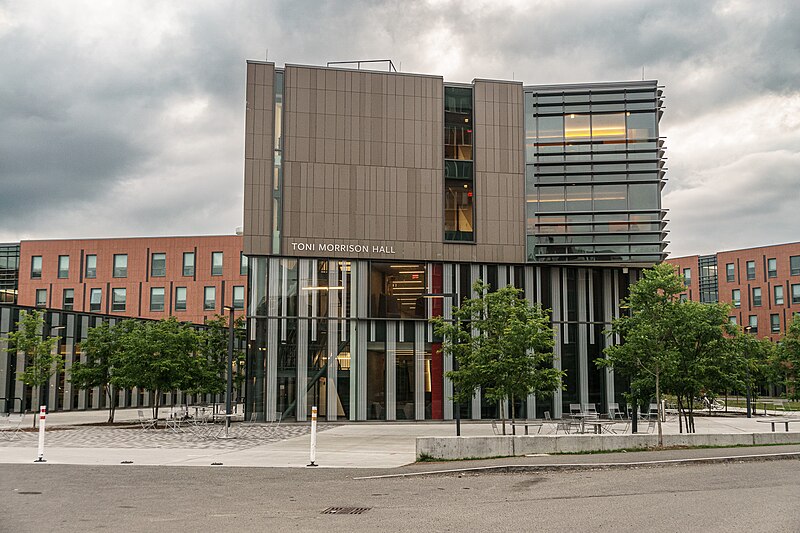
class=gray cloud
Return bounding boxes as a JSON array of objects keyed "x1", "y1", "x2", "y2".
[{"x1": 0, "y1": 0, "x2": 798, "y2": 258}]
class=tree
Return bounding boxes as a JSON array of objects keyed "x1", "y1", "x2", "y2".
[
  {"x1": 193, "y1": 314, "x2": 247, "y2": 404},
  {"x1": 69, "y1": 320, "x2": 136, "y2": 423},
  {"x1": 431, "y1": 280, "x2": 563, "y2": 433},
  {"x1": 2, "y1": 310, "x2": 61, "y2": 427},
  {"x1": 114, "y1": 317, "x2": 200, "y2": 420},
  {"x1": 776, "y1": 314, "x2": 800, "y2": 400},
  {"x1": 600, "y1": 263, "x2": 684, "y2": 445}
]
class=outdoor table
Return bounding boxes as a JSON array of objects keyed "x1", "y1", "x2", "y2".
[
  {"x1": 756, "y1": 418, "x2": 800, "y2": 432},
  {"x1": 508, "y1": 421, "x2": 544, "y2": 435},
  {"x1": 582, "y1": 419, "x2": 617, "y2": 434}
]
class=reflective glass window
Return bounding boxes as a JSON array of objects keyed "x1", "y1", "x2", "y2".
[
  {"x1": 775, "y1": 285, "x2": 784, "y2": 305},
  {"x1": 771, "y1": 314, "x2": 780, "y2": 333},
  {"x1": 566, "y1": 186, "x2": 592, "y2": 211},
  {"x1": 175, "y1": 287, "x2": 187, "y2": 311},
  {"x1": 564, "y1": 114, "x2": 590, "y2": 142},
  {"x1": 240, "y1": 252, "x2": 248, "y2": 276},
  {"x1": 58, "y1": 255, "x2": 69, "y2": 279},
  {"x1": 211, "y1": 252, "x2": 223, "y2": 276},
  {"x1": 767, "y1": 258, "x2": 777, "y2": 278},
  {"x1": 746, "y1": 261, "x2": 756, "y2": 280},
  {"x1": 626, "y1": 112, "x2": 656, "y2": 141},
  {"x1": 444, "y1": 179, "x2": 474, "y2": 241},
  {"x1": 752, "y1": 287, "x2": 762, "y2": 307},
  {"x1": 35, "y1": 288, "x2": 47, "y2": 307},
  {"x1": 790, "y1": 256, "x2": 800, "y2": 276},
  {"x1": 31, "y1": 256, "x2": 42, "y2": 279},
  {"x1": 151, "y1": 253, "x2": 166, "y2": 277},
  {"x1": 63, "y1": 289, "x2": 74, "y2": 311},
  {"x1": 233, "y1": 285, "x2": 245, "y2": 310},
  {"x1": 204, "y1": 286, "x2": 216, "y2": 311},
  {"x1": 111, "y1": 288, "x2": 126, "y2": 312},
  {"x1": 90, "y1": 288, "x2": 102, "y2": 312},
  {"x1": 536, "y1": 115, "x2": 564, "y2": 151},
  {"x1": 150, "y1": 287, "x2": 165, "y2": 312},
  {"x1": 732, "y1": 289, "x2": 741, "y2": 308},
  {"x1": 591, "y1": 113, "x2": 626, "y2": 142},
  {"x1": 369, "y1": 263, "x2": 426, "y2": 319},
  {"x1": 183, "y1": 252, "x2": 195, "y2": 276},
  {"x1": 684, "y1": 268, "x2": 692, "y2": 286},
  {"x1": 726, "y1": 263, "x2": 735, "y2": 282},
  {"x1": 537, "y1": 186, "x2": 565, "y2": 212},
  {"x1": 748, "y1": 315, "x2": 758, "y2": 333},
  {"x1": 593, "y1": 184, "x2": 627, "y2": 210},
  {"x1": 792, "y1": 284, "x2": 800, "y2": 305},
  {"x1": 629, "y1": 184, "x2": 659, "y2": 209},
  {"x1": 113, "y1": 254, "x2": 127, "y2": 278},
  {"x1": 85, "y1": 255, "x2": 97, "y2": 279}
]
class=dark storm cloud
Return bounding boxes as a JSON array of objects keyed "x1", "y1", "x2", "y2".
[{"x1": 0, "y1": 0, "x2": 798, "y2": 257}]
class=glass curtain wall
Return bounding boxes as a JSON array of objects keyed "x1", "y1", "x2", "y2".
[{"x1": 444, "y1": 86, "x2": 475, "y2": 242}]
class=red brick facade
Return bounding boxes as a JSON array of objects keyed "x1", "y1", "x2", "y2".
[
  {"x1": 668, "y1": 242, "x2": 800, "y2": 341},
  {"x1": 18, "y1": 235, "x2": 246, "y2": 324}
]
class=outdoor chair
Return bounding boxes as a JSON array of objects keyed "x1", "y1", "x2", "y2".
[
  {"x1": 0, "y1": 413, "x2": 25, "y2": 441},
  {"x1": 137, "y1": 410, "x2": 156, "y2": 430},
  {"x1": 241, "y1": 411, "x2": 283, "y2": 438},
  {"x1": 647, "y1": 403, "x2": 659, "y2": 420},
  {"x1": 491, "y1": 419, "x2": 500, "y2": 435},
  {"x1": 583, "y1": 404, "x2": 599, "y2": 418},
  {"x1": 569, "y1": 404, "x2": 582, "y2": 417},
  {"x1": 607, "y1": 403, "x2": 624, "y2": 420}
]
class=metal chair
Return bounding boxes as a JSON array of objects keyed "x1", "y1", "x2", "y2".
[
  {"x1": 137, "y1": 410, "x2": 156, "y2": 430},
  {"x1": 0, "y1": 413, "x2": 25, "y2": 441},
  {"x1": 569, "y1": 404, "x2": 582, "y2": 417}
]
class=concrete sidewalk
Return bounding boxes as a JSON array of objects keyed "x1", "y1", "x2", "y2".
[{"x1": 2, "y1": 410, "x2": 798, "y2": 469}]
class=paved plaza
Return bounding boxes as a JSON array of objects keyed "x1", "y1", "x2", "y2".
[{"x1": 1, "y1": 407, "x2": 799, "y2": 468}]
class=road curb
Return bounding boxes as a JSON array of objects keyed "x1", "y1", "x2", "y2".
[{"x1": 353, "y1": 451, "x2": 800, "y2": 479}]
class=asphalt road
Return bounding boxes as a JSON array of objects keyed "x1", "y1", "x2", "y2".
[{"x1": 1, "y1": 459, "x2": 799, "y2": 532}]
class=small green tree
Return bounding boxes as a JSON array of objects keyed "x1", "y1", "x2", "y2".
[
  {"x1": 193, "y1": 315, "x2": 247, "y2": 404},
  {"x1": 431, "y1": 280, "x2": 563, "y2": 433},
  {"x1": 69, "y1": 320, "x2": 136, "y2": 423},
  {"x1": 600, "y1": 263, "x2": 684, "y2": 445},
  {"x1": 114, "y1": 317, "x2": 200, "y2": 419},
  {"x1": 2, "y1": 310, "x2": 61, "y2": 427},
  {"x1": 776, "y1": 314, "x2": 800, "y2": 400}
]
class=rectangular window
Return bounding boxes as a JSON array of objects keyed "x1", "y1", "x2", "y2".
[
  {"x1": 150, "y1": 287, "x2": 165, "y2": 312},
  {"x1": 85, "y1": 254, "x2": 97, "y2": 278},
  {"x1": 58, "y1": 255, "x2": 70, "y2": 279},
  {"x1": 151, "y1": 253, "x2": 166, "y2": 277},
  {"x1": 62, "y1": 288, "x2": 74, "y2": 311},
  {"x1": 748, "y1": 315, "x2": 758, "y2": 333},
  {"x1": 771, "y1": 314, "x2": 780, "y2": 333},
  {"x1": 233, "y1": 285, "x2": 245, "y2": 310},
  {"x1": 183, "y1": 252, "x2": 195, "y2": 276},
  {"x1": 767, "y1": 258, "x2": 777, "y2": 278},
  {"x1": 752, "y1": 287, "x2": 762, "y2": 307},
  {"x1": 111, "y1": 288, "x2": 127, "y2": 312},
  {"x1": 31, "y1": 256, "x2": 42, "y2": 279},
  {"x1": 683, "y1": 268, "x2": 691, "y2": 286},
  {"x1": 35, "y1": 288, "x2": 47, "y2": 307},
  {"x1": 726, "y1": 263, "x2": 735, "y2": 283},
  {"x1": 240, "y1": 252, "x2": 248, "y2": 276},
  {"x1": 729, "y1": 316, "x2": 737, "y2": 325},
  {"x1": 746, "y1": 260, "x2": 756, "y2": 280},
  {"x1": 732, "y1": 289, "x2": 741, "y2": 308},
  {"x1": 204, "y1": 286, "x2": 216, "y2": 311},
  {"x1": 792, "y1": 284, "x2": 800, "y2": 305},
  {"x1": 791, "y1": 256, "x2": 800, "y2": 276},
  {"x1": 211, "y1": 252, "x2": 223, "y2": 276},
  {"x1": 175, "y1": 287, "x2": 187, "y2": 311},
  {"x1": 775, "y1": 285, "x2": 784, "y2": 305},
  {"x1": 370, "y1": 262, "x2": 426, "y2": 319},
  {"x1": 679, "y1": 293, "x2": 688, "y2": 302},
  {"x1": 90, "y1": 288, "x2": 102, "y2": 312},
  {"x1": 113, "y1": 254, "x2": 128, "y2": 278}
]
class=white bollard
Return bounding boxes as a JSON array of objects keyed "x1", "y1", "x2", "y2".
[
  {"x1": 307, "y1": 405, "x2": 318, "y2": 467},
  {"x1": 34, "y1": 405, "x2": 47, "y2": 463}
]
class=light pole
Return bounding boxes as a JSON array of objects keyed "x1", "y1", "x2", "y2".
[
  {"x1": 423, "y1": 292, "x2": 461, "y2": 437},
  {"x1": 222, "y1": 305, "x2": 235, "y2": 437},
  {"x1": 744, "y1": 325, "x2": 752, "y2": 418}
]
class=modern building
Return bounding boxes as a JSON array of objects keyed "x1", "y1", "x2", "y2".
[
  {"x1": 16, "y1": 235, "x2": 247, "y2": 325},
  {"x1": 668, "y1": 242, "x2": 800, "y2": 340},
  {"x1": 0, "y1": 243, "x2": 19, "y2": 304},
  {"x1": 242, "y1": 61, "x2": 667, "y2": 422}
]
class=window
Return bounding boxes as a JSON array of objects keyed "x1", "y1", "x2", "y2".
[
  {"x1": 793, "y1": 283, "x2": 800, "y2": 305},
  {"x1": 63, "y1": 289, "x2": 74, "y2": 311},
  {"x1": 767, "y1": 258, "x2": 777, "y2": 278},
  {"x1": 370, "y1": 262, "x2": 426, "y2": 319},
  {"x1": 150, "y1": 287, "x2": 165, "y2": 312},
  {"x1": 729, "y1": 316, "x2": 737, "y2": 325},
  {"x1": 732, "y1": 289, "x2": 741, "y2": 308},
  {"x1": 775, "y1": 285, "x2": 784, "y2": 305},
  {"x1": 113, "y1": 254, "x2": 128, "y2": 278},
  {"x1": 85, "y1": 254, "x2": 97, "y2": 278},
  {"x1": 771, "y1": 314, "x2": 780, "y2": 333},
  {"x1": 183, "y1": 252, "x2": 195, "y2": 276},
  {"x1": 726, "y1": 263, "x2": 735, "y2": 283},
  {"x1": 679, "y1": 293, "x2": 688, "y2": 302},
  {"x1": 752, "y1": 287, "x2": 762, "y2": 307},
  {"x1": 90, "y1": 288, "x2": 102, "y2": 312},
  {"x1": 35, "y1": 288, "x2": 47, "y2": 307},
  {"x1": 233, "y1": 286, "x2": 245, "y2": 310},
  {"x1": 175, "y1": 287, "x2": 187, "y2": 311},
  {"x1": 58, "y1": 255, "x2": 70, "y2": 279},
  {"x1": 748, "y1": 315, "x2": 758, "y2": 333},
  {"x1": 683, "y1": 268, "x2": 691, "y2": 287},
  {"x1": 31, "y1": 256, "x2": 42, "y2": 279},
  {"x1": 151, "y1": 253, "x2": 166, "y2": 277},
  {"x1": 211, "y1": 252, "x2": 223, "y2": 276},
  {"x1": 240, "y1": 252, "x2": 248, "y2": 276},
  {"x1": 111, "y1": 288, "x2": 126, "y2": 312},
  {"x1": 791, "y1": 256, "x2": 800, "y2": 276},
  {"x1": 204, "y1": 286, "x2": 216, "y2": 311},
  {"x1": 746, "y1": 260, "x2": 755, "y2": 280}
]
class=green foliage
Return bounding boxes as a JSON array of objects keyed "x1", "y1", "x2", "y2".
[
  {"x1": 2, "y1": 310, "x2": 61, "y2": 424},
  {"x1": 431, "y1": 280, "x2": 563, "y2": 421},
  {"x1": 195, "y1": 314, "x2": 246, "y2": 398},
  {"x1": 777, "y1": 314, "x2": 800, "y2": 400},
  {"x1": 69, "y1": 320, "x2": 136, "y2": 422}
]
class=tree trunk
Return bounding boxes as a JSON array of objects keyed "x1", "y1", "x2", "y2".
[
  {"x1": 677, "y1": 395, "x2": 683, "y2": 434},
  {"x1": 32, "y1": 385, "x2": 39, "y2": 428},
  {"x1": 500, "y1": 401, "x2": 506, "y2": 435},
  {"x1": 511, "y1": 394, "x2": 516, "y2": 435},
  {"x1": 107, "y1": 384, "x2": 116, "y2": 423},
  {"x1": 655, "y1": 370, "x2": 663, "y2": 447}
]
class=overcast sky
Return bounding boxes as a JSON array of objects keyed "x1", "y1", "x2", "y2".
[{"x1": 1, "y1": 0, "x2": 798, "y2": 257}]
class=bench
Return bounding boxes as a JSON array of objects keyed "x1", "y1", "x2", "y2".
[{"x1": 756, "y1": 418, "x2": 800, "y2": 432}]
